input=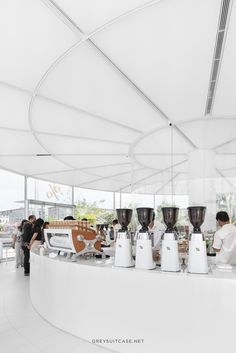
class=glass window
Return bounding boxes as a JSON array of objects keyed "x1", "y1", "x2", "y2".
[
  {"x1": 74, "y1": 187, "x2": 114, "y2": 210},
  {"x1": 115, "y1": 192, "x2": 154, "y2": 209},
  {"x1": 27, "y1": 178, "x2": 72, "y2": 204},
  {"x1": 0, "y1": 170, "x2": 24, "y2": 226}
]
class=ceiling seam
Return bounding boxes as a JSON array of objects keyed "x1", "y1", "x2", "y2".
[
  {"x1": 114, "y1": 159, "x2": 188, "y2": 192},
  {"x1": 37, "y1": 95, "x2": 143, "y2": 134},
  {"x1": 34, "y1": 162, "x2": 132, "y2": 176},
  {"x1": 35, "y1": 131, "x2": 131, "y2": 146},
  {"x1": 0, "y1": 80, "x2": 142, "y2": 134},
  {"x1": 216, "y1": 168, "x2": 236, "y2": 192},
  {"x1": 214, "y1": 136, "x2": 236, "y2": 149},
  {"x1": 78, "y1": 166, "x2": 148, "y2": 187},
  {"x1": 155, "y1": 172, "x2": 180, "y2": 194}
]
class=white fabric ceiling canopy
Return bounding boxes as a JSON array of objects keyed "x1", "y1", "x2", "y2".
[{"x1": 0, "y1": 0, "x2": 236, "y2": 194}]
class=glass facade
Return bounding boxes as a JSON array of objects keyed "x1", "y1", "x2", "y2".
[{"x1": 1, "y1": 168, "x2": 236, "y2": 233}]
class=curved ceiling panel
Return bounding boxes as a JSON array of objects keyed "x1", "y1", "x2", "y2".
[
  {"x1": 135, "y1": 154, "x2": 187, "y2": 170},
  {"x1": 32, "y1": 96, "x2": 141, "y2": 143},
  {"x1": 179, "y1": 118, "x2": 236, "y2": 149},
  {"x1": 216, "y1": 139, "x2": 236, "y2": 153},
  {"x1": 53, "y1": 0, "x2": 151, "y2": 33},
  {"x1": 133, "y1": 126, "x2": 194, "y2": 155},
  {"x1": 36, "y1": 133, "x2": 129, "y2": 155},
  {"x1": 37, "y1": 170, "x2": 100, "y2": 186},
  {"x1": 0, "y1": 84, "x2": 31, "y2": 130},
  {"x1": 0, "y1": 0, "x2": 236, "y2": 195},
  {"x1": 93, "y1": 0, "x2": 221, "y2": 122},
  {"x1": 81, "y1": 178, "x2": 132, "y2": 192},
  {"x1": 0, "y1": 130, "x2": 46, "y2": 155},
  {"x1": 53, "y1": 155, "x2": 130, "y2": 169},
  {"x1": 0, "y1": 156, "x2": 70, "y2": 176},
  {"x1": 0, "y1": 0, "x2": 78, "y2": 90},
  {"x1": 38, "y1": 42, "x2": 165, "y2": 131}
]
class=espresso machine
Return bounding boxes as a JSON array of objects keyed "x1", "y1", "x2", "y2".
[
  {"x1": 187, "y1": 206, "x2": 208, "y2": 274},
  {"x1": 44, "y1": 220, "x2": 102, "y2": 256},
  {"x1": 135, "y1": 208, "x2": 156, "y2": 270},
  {"x1": 114, "y1": 209, "x2": 134, "y2": 267},
  {"x1": 161, "y1": 207, "x2": 180, "y2": 272}
]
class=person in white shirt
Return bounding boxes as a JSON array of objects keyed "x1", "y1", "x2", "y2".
[
  {"x1": 148, "y1": 213, "x2": 166, "y2": 250},
  {"x1": 110, "y1": 219, "x2": 121, "y2": 247},
  {"x1": 213, "y1": 211, "x2": 236, "y2": 265},
  {"x1": 134, "y1": 212, "x2": 166, "y2": 261},
  {"x1": 148, "y1": 213, "x2": 166, "y2": 262}
]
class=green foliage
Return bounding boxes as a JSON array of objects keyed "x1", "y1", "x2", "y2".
[
  {"x1": 216, "y1": 193, "x2": 236, "y2": 222},
  {"x1": 74, "y1": 198, "x2": 189, "y2": 232},
  {"x1": 75, "y1": 198, "x2": 115, "y2": 226}
]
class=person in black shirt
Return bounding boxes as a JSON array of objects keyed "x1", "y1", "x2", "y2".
[
  {"x1": 22, "y1": 215, "x2": 36, "y2": 276},
  {"x1": 29, "y1": 218, "x2": 44, "y2": 250}
]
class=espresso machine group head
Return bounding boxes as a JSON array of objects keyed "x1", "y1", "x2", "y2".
[
  {"x1": 115, "y1": 208, "x2": 134, "y2": 267},
  {"x1": 187, "y1": 206, "x2": 208, "y2": 274},
  {"x1": 135, "y1": 207, "x2": 156, "y2": 270},
  {"x1": 161, "y1": 207, "x2": 180, "y2": 272}
]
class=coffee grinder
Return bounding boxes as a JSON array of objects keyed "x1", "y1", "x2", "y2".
[
  {"x1": 161, "y1": 207, "x2": 180, "y2": 272},
  {"x1": 187, "y1": 206, "x2": 208, "y2": 274},
  {"x1": 135, "y1": 208, "x2": 156, "y2": 270},
  {"x1": 114, "y1": 208, "x2": 134, "y2": 267}
]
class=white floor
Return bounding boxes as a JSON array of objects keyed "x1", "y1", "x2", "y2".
[{"x1": 0, "y1": 261, "x2": 115, "y2": 353}]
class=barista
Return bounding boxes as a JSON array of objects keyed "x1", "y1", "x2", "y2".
[
  {"x1": 148, "y1": 212, "x2": 166, "y2": 261},
  {"x1": 149, "y1": 212, "x2": 166, "y2": 250},
  {"x1": 58, "y1": 216, "x2": 75, "y2": 257},
  {"x1": 112, "y1": 219, "x2": 121, "y2": 241},
  {"x1": 212, "y1": 211, "x2": 236, "y2": 265},
  {"x1": 134, "y1": 212, "x2": 165, "y2": 261}
]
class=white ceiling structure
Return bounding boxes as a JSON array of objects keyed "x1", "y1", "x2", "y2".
[{"x1": 0, "y1": 0, "x2": 236, "y2": 195}]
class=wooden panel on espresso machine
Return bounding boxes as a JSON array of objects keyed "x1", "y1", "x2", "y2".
[{"x1": 48, "y1": 220, "x2": 101, "y2": 253}]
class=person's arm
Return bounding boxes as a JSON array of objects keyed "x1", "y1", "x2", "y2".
[
  {"x1": 12, "y1": 232, "x2": 17, "y2": 248},
  {"x1": 212, "y1": 231, "x2": 222, "y2": 252},
  {"x1": 29, "y1": 232, "x2": 38, "y2": 249},
  {"x1": 212, "y1": 247, "x2": 220, "y2": 252}
]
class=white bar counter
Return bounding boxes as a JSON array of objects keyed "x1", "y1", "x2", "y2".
[{"x1": 30, "y1": 251, "x2": 236, "y2": 353}]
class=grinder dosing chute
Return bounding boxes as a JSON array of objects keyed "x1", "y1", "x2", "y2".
[
  {"x1": 135, "y1": 208, "x2": 155, "y2": 270},
  {"x1": 114, "y1": 208, "x2": 134, "y2": 268},
  {"x1": 161, "y1": 207, "x2": 180, "y2": 272},
  {"x1": 187, "y1": 206, "x2": 208, "y2": 274}
]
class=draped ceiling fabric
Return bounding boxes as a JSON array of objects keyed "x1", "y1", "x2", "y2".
[{"x1": 0, "y1": 0, "x2": 236, "y2": 195}]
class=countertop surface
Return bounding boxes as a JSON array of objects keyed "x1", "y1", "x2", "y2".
[{"x1": 33, "y1": 248, "x2": 236, "y2": 280}]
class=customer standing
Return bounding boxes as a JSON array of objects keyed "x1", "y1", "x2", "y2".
[
  {"x1": 22, "y1": 215, "x2": 36, "y2": 276},
  {"x1": 29, "y1": 218, "x2": 44, "y2": 251},
  {"x1": 42, "y1": 221, "x2": 49, "y2": 245},
  {"x1": 12, "y1": 219, "x2": 27, "y2": 268},
  {"x1": 213, "y1": 211, "x2": 236, "y2": 265}
]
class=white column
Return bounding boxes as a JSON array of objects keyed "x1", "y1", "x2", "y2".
[
  {"x1": 72, "y1": 186, "x2": 75, "y2": 217},
  {"x1": 113, "y1": 192, "x2": 116, "y2": 211},
  {"x1": 24, "y1": 176, "x2": 29, "y2": 219},
  {"x1": 188, "y1": 150, "x2": 216, "y2": 232}
]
